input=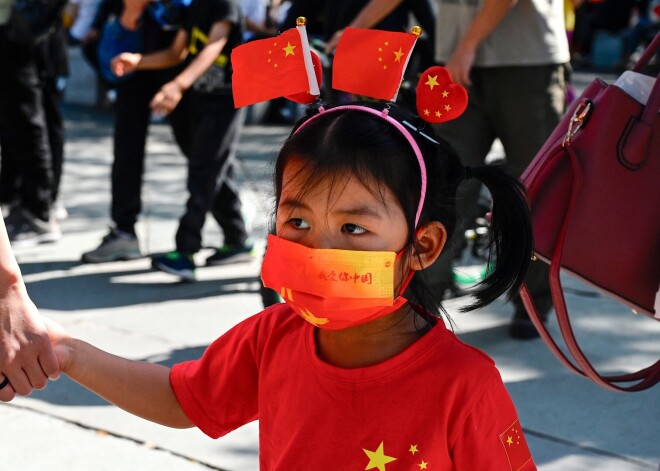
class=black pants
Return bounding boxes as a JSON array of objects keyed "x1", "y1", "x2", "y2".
[
  {"x1": 0, "y1": 29, "x2": 54, "y2": 221},
  {"x1": 0, "y1": 76, "x2": 64, "y2": 204},
  {"x1": 111, "y1": 68, "x2": 180, "y2": 234},
  {"x1": 168, "y1": 90, "x2": 248, "y2": 254}
]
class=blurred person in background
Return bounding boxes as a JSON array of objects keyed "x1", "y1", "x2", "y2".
[{"x1": 0, "y1": 0, "x2": 67, "y2": 246}]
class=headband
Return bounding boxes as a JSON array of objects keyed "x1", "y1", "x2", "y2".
[{"x1": 294, "y1": 105, "x2": 428, "y2": 228}]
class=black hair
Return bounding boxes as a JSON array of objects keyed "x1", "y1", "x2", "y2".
[{"x1": 273, "y1": 102, "x2": 533, "y2": 321}]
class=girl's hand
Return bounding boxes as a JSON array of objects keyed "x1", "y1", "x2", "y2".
[
  {"x1": 111, "y1": 53, "x2": 142, "y2": 77},
  {"x1": 150, "y1": 81, "x2": 184, "y2": 116},
  {"x1": 41, "y1": 316, "x2": 74, "y2": 373}
]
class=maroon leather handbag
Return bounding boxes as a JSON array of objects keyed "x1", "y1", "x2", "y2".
[{"x1": 519, "y1": 32, "x2": 660, "y2": 392}]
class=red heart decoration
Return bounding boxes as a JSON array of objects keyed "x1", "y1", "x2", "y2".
[
  {"x1": 285, "y1": 49, "x2": 323, "y2": 104},
  {"x1": 416, "y1": 66, "x2": 468, "y2": 124}
]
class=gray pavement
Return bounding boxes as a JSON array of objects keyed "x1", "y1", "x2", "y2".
[{"x1": 1, "y1": 68, "x2": 659, "y2": 470}]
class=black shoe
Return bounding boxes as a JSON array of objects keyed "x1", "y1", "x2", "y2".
[
  {"x1": 205, "y1": 242, "x2": 255, "y2": 266},
  {"x1": 151, "y1": 251, "x2": 196, "y2": 281},
  {"x1": 509, "y1": 310, "x2": 547, "y2": 340},
  {"x1": 5, "y1": 207, "x2": 61, "y2": 247}
]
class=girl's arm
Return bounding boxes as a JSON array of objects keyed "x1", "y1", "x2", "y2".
[
  {"x1": 44, "y1": 318, "x2": 193, "y2": 428},
  {"x1": 150, "y1": 19, "x2": 232, "y2": 115}
]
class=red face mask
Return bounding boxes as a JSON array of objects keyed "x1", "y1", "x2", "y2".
[{"x1": 261, "y1": 234, "x2": 413, "y2": 330}]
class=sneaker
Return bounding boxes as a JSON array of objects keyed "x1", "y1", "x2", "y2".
[
  {"x1": 51, "y1": 199, "x2": 68, "y2": 221},
  {"x1": 81, "y1": 229, "x2": 142, "y2": 263},
  {"x1": 151, "y1": 251, "x2": 196, "y2": 281},
  {"x1": 205, "y1": 242, "x2": 255, "y2": 266},
  {"x1": 6, "y1": 208, "x2": 61, "y2": 247}
]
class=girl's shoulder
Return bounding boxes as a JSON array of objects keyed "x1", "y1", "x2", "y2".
[
  {"x1": 243, "y1": 302, "x2": 305, "y2": 337},
  {"x1": 428, "y1": 321, "x2": 501, "y2": 382}
]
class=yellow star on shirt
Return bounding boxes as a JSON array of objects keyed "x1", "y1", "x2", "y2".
[
  {"x1": 393, "y1": 47, "x2": 404, "y2": 62},
  {"x1": 363, "y1": 442, "x2": 397, "y2": 471},
  {"x1": 418, "y1": 460, "x2": 429, "y2": 469},
  {"x1": 425, "y1": 75, "x2": 439, "y2": 90},
  {"x1": 444, "y1": 104, "x2": 452, "y2": 112},
  {"x1": 409, "y1": 444, "x2": 419, "y2": 455},
  {"x1": 282, "y1": 42, "x2": 296, "y2": 56},
  {"x1": 507, "y1": 436, "x2": 514, "y2": 446},
  {"x1": 442, "y1": 90, "x2": 449, "y2": 98}
]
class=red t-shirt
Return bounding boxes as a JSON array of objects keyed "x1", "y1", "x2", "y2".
[{"x1": 170, "y1": 304, "x2": 535, "y2": 470}]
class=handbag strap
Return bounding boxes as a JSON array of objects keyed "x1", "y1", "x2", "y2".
[
  {"x1": 632, "y1": 31, "x2": 660, "y2": 72},
  {"x1": 521, "y1": 143, "x2": 660, "y2": 392}
]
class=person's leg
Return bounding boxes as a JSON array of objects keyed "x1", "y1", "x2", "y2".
[
  {"x1": 174, "y1": 93, "x2": 243, "y2": 254},
  {"x1": 488, "y1": 64, "x2": 566, "y2": 338},
  {"x1": 3, "y1": 44, "x2": 54, "y2": 223},
  {"x1": 111, "y1": 71, "x2": 161, "y2": 235},
  {"x1": 0, "y1": 34, "x2": 60, "y2": 245},
  {"x1": 426, "y1": 68, "x2": 497, "y2": 295},
  {"x1": 0, "y1": 129, "x2": 20, "y2": 208},
  {"x1": 82, "y1": 70, "x2": 175, "y2": 262},
  {"x1": 41, "y1": 76, "x2": 65, "y2": 203},
  {"x1": 209, "y1": 107, "x2": 248, "y2": 247}
]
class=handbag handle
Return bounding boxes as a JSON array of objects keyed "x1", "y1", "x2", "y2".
[
  {"x1": 620, "y1": 32, "x2": 660, "y2": 168},
  {"x1": 520, "y1": 143, "x2": 660, "y2": 392}
]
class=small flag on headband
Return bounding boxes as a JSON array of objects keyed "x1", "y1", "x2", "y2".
[
  {"x1": 231, "y1": 20, "x2": 320, "y2": 108},
  {"x1": 333, "y1": 27, "x2": 418, "y2": 102},
  {"x1": 416, "y1": 66, "x2": 468, "y2": 123}
]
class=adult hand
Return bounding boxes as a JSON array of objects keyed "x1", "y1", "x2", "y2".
[
  {"x1": 0, "y1": 284, "x2": 60, "y2": 402},
  {"x1": 111, "y1": 52, "x2": 142, "y2": 77},
  {"x1": 150, "y1": 81, "x2": 184, "y2": 116},
  {"x1": 325, "y1": 29, "x2": 344, "y2": 55},
  {"x1": 81, "y1": 28, "x2": 99, "y2": 45},
  {"x1": 445, "y1": 44, "x2": 476, "y2": 88}
]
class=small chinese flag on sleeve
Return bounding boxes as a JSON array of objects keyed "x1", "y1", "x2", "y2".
[
  {"x1": 232, "y1": 27, "x2": 319, "y2": 108},
  {"x1": 499, "y1": 420, "x2": 533, "y2": 471},
  {"x1": 333, "y1": 27, "x2": 418, "y2": 102}
]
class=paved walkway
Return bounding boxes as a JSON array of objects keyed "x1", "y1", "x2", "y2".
[{"x1": 1, "y1": 70, "x2": 659, "y2": 470}]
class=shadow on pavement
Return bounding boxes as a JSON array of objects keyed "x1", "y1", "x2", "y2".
[{"x1": 21, "y1": 261, "x2": 261, "y2": 311}]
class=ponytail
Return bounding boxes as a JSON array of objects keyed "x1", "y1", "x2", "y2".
[{"x1": 461, "y1": 165, "x2": 533, "y2": 312}]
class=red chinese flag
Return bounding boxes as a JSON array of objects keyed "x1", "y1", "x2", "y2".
[
  {"x1": 333, "y1": 27, "x2": 417, "y2": 101},
  {"x1": 232, "y1": 28, "x2": 311, "y2": 108},
  {"x1": 499, "y1": 420, "x2": 533, "y2": 471}
]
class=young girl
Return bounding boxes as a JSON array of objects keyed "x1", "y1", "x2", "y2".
[{"x1": 43, "y1": 101, "x2": 536, "y2": 470}]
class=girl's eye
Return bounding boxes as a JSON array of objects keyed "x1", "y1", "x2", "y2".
[
  {"x1": 288, "y1": 218, "x2": 310, "y2": 229},
  {"x1": 342, "y1": 223, "x2": 367, "y2": 234}
]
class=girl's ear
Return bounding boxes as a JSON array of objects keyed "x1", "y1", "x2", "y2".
[{"x1": 410, "y1": 221, "x2": 447, "y2": 271}]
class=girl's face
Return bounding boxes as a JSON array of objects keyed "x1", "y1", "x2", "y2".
[{"x1": 276, "y1": 159, "x2": 409, "y2": 254}]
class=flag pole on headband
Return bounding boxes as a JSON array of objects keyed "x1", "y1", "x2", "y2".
[
  {"x1": 296, "y1": 17, "x2": 320, "y2": 98},
  {"x1": 231, "y1": 17, "x2": 322, "y2": 108},
  {"x1": 332, "y1": 26, "x2": 421, "y2": 103}
]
